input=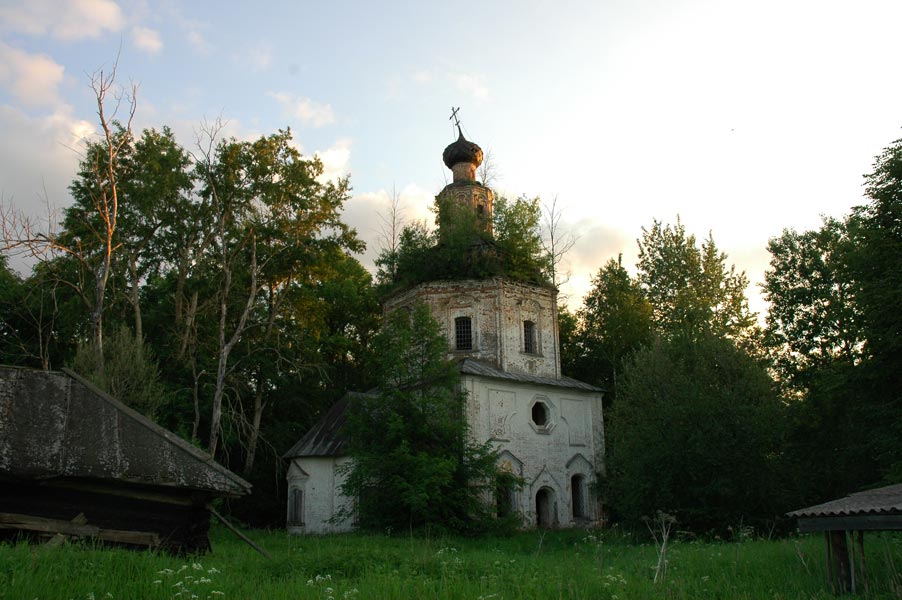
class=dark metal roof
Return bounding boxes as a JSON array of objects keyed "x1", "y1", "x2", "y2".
[
  {"x1": 787, "y1": 484, "x2": 902, "y2": 518},
  {"x1": 442, "y1": 127, "x2": 483, "y2": 169},
  {"x1": 0, "y1": 366, "x2": 251, "y2": 497},
  {"x1": 458, "y1": 359, "x2": 604, "y2": 392},
  {"x1": 283, "y1": 392, "x2": 376, "y2": 459}
]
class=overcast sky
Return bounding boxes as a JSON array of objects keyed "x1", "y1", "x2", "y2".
[{"x1": 3, "y1": 0, "x2": 902, "y2": 317}]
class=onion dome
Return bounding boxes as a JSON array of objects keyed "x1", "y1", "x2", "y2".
[{"x1": 442, "y1": 127, "x2": 483, "y2": 169}]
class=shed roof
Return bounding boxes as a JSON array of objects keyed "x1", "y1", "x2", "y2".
[
  {"x1": 458, "y1": 359, "x2": 603, "y2": 392},
  {"x1": 0, "y1": 366, "x2": 250, "y2": 497},
  {"x1": 282, "y1": 392, "x2": 376, "y2": 459},
  {"x1": 787, "y1": 484, "x2": 902, "y2": 519}
]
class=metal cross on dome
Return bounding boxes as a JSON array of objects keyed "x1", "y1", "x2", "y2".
[{"x1": 449, "y1": 106, "x2": 461, "y2": 127}]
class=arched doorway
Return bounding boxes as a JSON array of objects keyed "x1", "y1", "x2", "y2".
[
  {"x1": 536, "y1": 487, "x2": 555, "y2": 528},
  {"x1": 571, "y1": 474, "x2": 586, "y2": 520}
]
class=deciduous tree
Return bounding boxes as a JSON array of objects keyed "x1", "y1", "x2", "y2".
[{"x1": 341, "y1": 303, "x2": 504, "y2": 533}]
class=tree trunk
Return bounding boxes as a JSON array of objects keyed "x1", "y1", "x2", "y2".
[{"x1": 243, "y1": 379, "x2": 266, "y2": 474}]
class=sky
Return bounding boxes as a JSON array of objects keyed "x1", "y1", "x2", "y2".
[{"x1": 3, "y1": 0, "x2": 902, "y2": 318}]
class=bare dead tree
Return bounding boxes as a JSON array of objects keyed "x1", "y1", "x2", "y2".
[
  {"x1": 194, "y1": 118, "x2": 261, "y2": 458},
  {"x1": 375, "y1": 183, "x2": 406, "y2": 283},
  {"x1": 0, "y1": 62, "x2": 137, "y2": 365},
  {"x1": 477, "y1": 148, "x2": 500, "y2": 189},
  {"x1": 541, "y1": 195, "x2": 578, "y2": 290}
]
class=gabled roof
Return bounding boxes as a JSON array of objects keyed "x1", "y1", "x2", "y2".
[
  {"x1": 787, "y1": 484, "x2": 902, "y2": 519},
  {"x1": 283, "y1": 392, "x2": 376, "y2": 459},
  {"x1": 0, "y1": 366, "x2": 250, "y2": 497},
  {"x1": 458, "y1": 359, "x2": 603, "y2": 392}
]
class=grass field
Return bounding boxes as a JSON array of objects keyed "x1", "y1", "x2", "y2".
[{"x1": 1, "y1": 526, "x2": 900, "y2": 599}]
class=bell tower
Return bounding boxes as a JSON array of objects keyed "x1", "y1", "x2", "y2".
[{"x1": 437, "y1": 125, "x2": 494, "y2": 236}]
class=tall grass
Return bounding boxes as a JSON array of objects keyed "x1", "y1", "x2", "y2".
[{"x1": 1, "y1": 527, "x2": 900, "y2": 599}]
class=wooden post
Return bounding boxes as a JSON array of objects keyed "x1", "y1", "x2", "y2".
[
  {"x1": 856, "y1": 531, "x2": 868, "y2": 594},
  {"x1": 828, "y1": 530, "x2": 852, "y2": 594}
]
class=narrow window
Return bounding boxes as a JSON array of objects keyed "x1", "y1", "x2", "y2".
[
  {"x1": 523, "y1": 320, "x2": 536, "y2": 354},
  {"x1": 455, "y1": 316, "x2": 472, "y2": 351},
  {"x1": 288, "y1": 488, "x2": 304, "y2": 526},
  {"x1": 571, "y1": 475, "x2": 586, "y2": 519}
]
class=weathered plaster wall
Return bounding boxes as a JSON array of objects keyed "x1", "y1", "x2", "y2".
[
  {"x1": 462, "y1": 374, "x2": 604, "y2": 527},
  {"x1": 287, "y1": 457, "x2": 354, "y2": 535},
  {"x1": 384, "y1": 278, "x2": 561, "y2": 379}
]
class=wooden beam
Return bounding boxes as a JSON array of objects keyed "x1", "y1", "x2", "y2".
[
  {"x1": 209, "y1": 508, "x2": 271, "y2": 559},
  {"x1": 797, "y1": 514, "x2": 902, "y2": 532},
  {"x1": 0, "y1": 512, "x2": 160, "y2": 547}
]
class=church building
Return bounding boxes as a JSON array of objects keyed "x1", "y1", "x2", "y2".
[{"x1": 284, "y1": 127, "x2": 604, "y2": 533}]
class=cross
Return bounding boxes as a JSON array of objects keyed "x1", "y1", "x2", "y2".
[{"x1": 449, "y1": 106, "x2": 461, "y2": 127}]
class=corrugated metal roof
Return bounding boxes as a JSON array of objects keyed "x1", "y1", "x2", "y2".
[
  {"x1": 787, "y1": 484, "x2": 902, "y2": 518},
  {"x1": 0, "y1": 366, "x2": 251, "y2": 496},
  {"x1": 458, "y1": 359, "x2": 603, "y2": 392},
  {"x1": 283, "y1": 392, "x2": 376, "y2": 459}
]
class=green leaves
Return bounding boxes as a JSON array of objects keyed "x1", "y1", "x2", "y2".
[
  {"x1": 342, "y1": 303, "x2": 504, "y2": 533},
  {"x1": 637, "y1": 218, "x2": 755, "y2": 341},
  {"x1": 606, "y1": 334, "x2": 784, "y2": 531},
  {"x1": 374, "y1": 194, "x2": 551, "y2": 294}
]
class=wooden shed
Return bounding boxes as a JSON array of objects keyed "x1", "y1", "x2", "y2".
[
  {"x1": 787, "y1": 483, "x2": 902, "y2": 594},
  {"x1": 0, "y1": 365, "x2": 251, "y2": 553}
]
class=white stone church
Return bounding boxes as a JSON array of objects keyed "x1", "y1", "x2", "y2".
[{"x1": 284, "y1": 128, "x2": 604, "y2": 533}]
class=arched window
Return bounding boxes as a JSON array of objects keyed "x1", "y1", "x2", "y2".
[
  {"x1": 455, "y1": 316, "x2": 473, "y2": 351},
  {"x1": 571, "y1": 474, "x2": 586, "y2": 519},
  {"x1": 536, "y1": 487, "x2": 555, "y2": 528},
  {"x1": 288, "y1": 488, "x2": 304, "y2": 526}
]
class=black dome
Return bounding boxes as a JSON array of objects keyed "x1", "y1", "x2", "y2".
[{"x1": 442, "y1": 128, "x2": 483, "y2": 169}]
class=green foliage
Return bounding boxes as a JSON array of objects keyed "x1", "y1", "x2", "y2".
[
  {"x1": 70, "y1": 325, "x2": 168, "y2": 418},
  {"x1": 637, "y1": 218, "x2": 756, "y2": 341},
  {"x1": 569, "y1": 255, "x2": 653, "y2": 404},
  {"x1": 764, "y1": 136, "x2": 902, "y2": 496},
  {"x1": 606, "y1": 333, "x2": 785, "y2": 532},
  {"x1": 3, "y1": 528, "x2": 902, "y2": 599},
  {"x1": 341, "y1": 303, "x2": 506, "y2": 533},
  {"x1": 376, "y1": 195, "x2": 551, "y2": 294},
  {"x1": 763, "y1": 219, "x2": 862, "y2": 391}
]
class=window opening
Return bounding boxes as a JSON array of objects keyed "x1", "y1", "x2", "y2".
[
  {"x1": 536, "y1": 487, "x2": 555, "y2": 528},
  {"x1": 495, "y1": 481, "x2": 514, "y2": 518},
  {"x1": 455, "y1": 316, "x2": 473, "y2": 351},
  {"x1": 571, "y1": 474, "x2": 586, "y2": 519},
  {"x1": 531, "y1": 401, "x2": 549, "y2": 427},
  {"x1": 523, "y1": 320, "x2": 536, "y2": 354},
  {"x1": 288, "y1": 488, "x2": 304, "y2": 526}
]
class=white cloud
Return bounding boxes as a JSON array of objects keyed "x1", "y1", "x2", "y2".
[
  {"x1": 245, "y1": 42, "x2": 273, "y2": 71},
  {"x1": 0, "y1": 43, "x2": 65, "y2": 108},
  {"x1": 131, "y1": 26, "x2": 163, "y2": 54},
  {"x1": 268, "y1": 92, "x2": 336, "y2": 128},
  {"x1": 187, "y1": 30, "x2": 211, "y2": 55},
  {"x1": 0, "y1": 0, "x2": 124, "y2": 40},
  {"x1": 449, "y1": 72, "x2": 489, "y2": 101},
  {"x1": 315, "y1": 139, "x2": 352, "y2": 183},
  {"x1": 0, "y1": 104, "x2": 94, "y2": 227},
  {"x1": 341, "y1": 183, "x2": 434, "y2": 272},
  {"x1": 413, "y1": 69, "x2": 433, "y2": 84}
]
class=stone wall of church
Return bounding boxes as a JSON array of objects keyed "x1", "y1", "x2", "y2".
[
  {"x1": 461, "y1": 374, "x2": 604, "y2": 527},
  {"x1": 383, "y1": 277, "x2": 561, "y2": 378}
]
